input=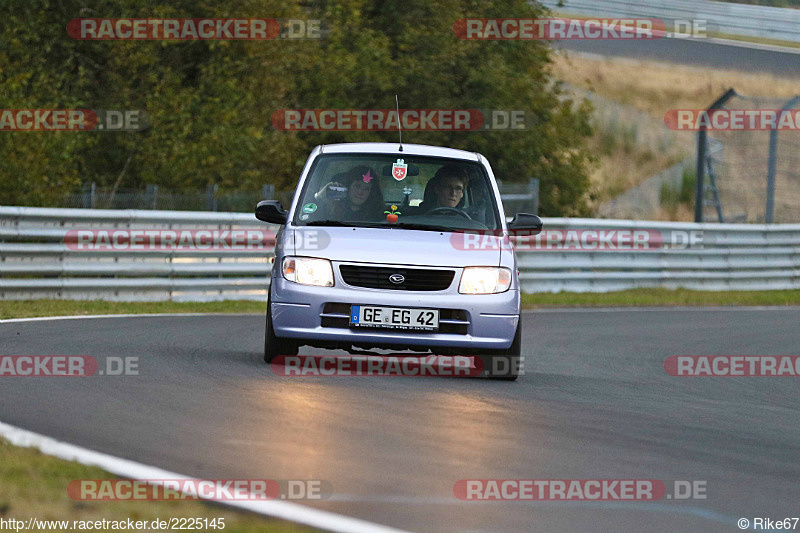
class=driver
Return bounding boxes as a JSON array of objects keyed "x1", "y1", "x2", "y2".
[{"x1": 420, "y1": 165, "x2": 468, "y2": 213}]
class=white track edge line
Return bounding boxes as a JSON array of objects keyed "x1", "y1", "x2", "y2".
[
  {"x1": 0, "y1": 421, "x2": 409, "y2": 533},
  {"x1": 701, "y1": 36, "x2": 800, "y2": 54},
  {"x1": 0, "y1": 313, "x2": 259, "y2": 323}
]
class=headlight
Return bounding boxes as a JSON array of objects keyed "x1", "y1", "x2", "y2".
[
  {"x1": 282, "y1": 257, "x2": 334, "y2": 287},
  {"x1": 459, "y1": 267, "x2": 512, "y2": 294}
]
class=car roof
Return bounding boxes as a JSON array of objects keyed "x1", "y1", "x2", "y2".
[{"x1": 318, "y1": 142, "x2": 480, "y2": 161}]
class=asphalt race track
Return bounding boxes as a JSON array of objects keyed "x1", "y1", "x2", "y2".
[
  {"x1": 2, "y1": 309, "x2": 799, "y2": 532},
  {"x1": 556, "y1": 38, "x2": 800, "y2": 76}
]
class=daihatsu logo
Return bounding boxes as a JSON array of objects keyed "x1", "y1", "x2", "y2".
[{"x1": 389, "y1": 274, "x2": 405, "y2": 284}]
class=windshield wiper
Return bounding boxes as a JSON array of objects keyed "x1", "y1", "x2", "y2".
[
  {"x1": 305, "y1": 220, "x2": 357, "y2": 227},
  {"x1": 390, "y1": 222, "x2": 453, "y2": 232},
  {"x1": 305, "y1": 220, "x2": 453, "y2": 232},
  {"x1": 304, "y1": 220, "x2": 389, "y2": 229}
]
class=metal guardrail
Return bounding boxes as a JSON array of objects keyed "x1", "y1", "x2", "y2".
[
  {"x1": 0, "y1": 207, "x2": 273, "y2": 302},
  {"x1": 1, "y1": 206, "x2": 799, "y2": 300},
  {"x1": 518, "y1": 217, "x2": 800, "y2": 292},
  {"x1": 540, "y1": 0, "x2": 800, "y2": 43}
]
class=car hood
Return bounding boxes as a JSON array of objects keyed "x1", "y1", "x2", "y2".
[{"x1": 290, "y1": 226, "x2": 503, "y2": 267}]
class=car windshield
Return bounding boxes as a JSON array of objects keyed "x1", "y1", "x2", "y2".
[{"x1": 293, "y1": 154, "x2": 502, "y2": 231}]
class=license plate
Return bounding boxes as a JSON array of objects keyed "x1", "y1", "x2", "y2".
[{"x1": 350, "y1": 305, "x2": 439, "y2": 331}]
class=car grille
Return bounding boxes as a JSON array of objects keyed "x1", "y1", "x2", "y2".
[
  {"x1": 339, "y1": 265, "x2": 455, "y2": 291},
  {"x1": 320, "y1": 303, "x2": 469, "y2": 335}
]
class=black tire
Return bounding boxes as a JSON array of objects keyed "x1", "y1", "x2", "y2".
[
  {"x1": 482, "y1": 321, "x2": 522, "y2": 381},
  {"x1": 264, "y1": 293, "x2": 298, "y2": 364}
]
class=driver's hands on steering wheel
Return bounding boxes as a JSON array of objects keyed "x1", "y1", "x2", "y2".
[{"x1": 425, "y1": 206, "x2": 473, "y2": 220}]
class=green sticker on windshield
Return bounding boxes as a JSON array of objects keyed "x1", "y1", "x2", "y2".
[{"x1": 302, "y1": 203, "x2": 317, "y2": 214}]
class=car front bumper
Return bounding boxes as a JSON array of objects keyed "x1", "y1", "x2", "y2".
[{"x1": 270, "y1": 276, "x2": 519, "y2": 351}]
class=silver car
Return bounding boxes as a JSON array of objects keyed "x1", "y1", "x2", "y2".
[{"x1": 255, "y1": 142, "x2": 542, "y2": 380}]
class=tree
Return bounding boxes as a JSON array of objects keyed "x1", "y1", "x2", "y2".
[{"x1": 0, "y1": 0, "x2": 594, "y2": 215}]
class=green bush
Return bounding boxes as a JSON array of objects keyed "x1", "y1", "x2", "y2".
[{"x1": 660, "y1": 168, "x2": 696, "y2": 208}]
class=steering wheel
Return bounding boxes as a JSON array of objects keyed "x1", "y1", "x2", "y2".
[{"x1": 425, "y1": 206, "x2": 473, "y2": 220}]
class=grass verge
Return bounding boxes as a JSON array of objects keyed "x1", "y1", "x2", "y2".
[
  {"x1": 551, "y1": 51, "x2": 800, "y2": 219},
  {"x1": 0, "y1": 438, "x2": 316, "y2": 532},
  {"x1": 521, "y1": 288, "x2": 800, "y2": 308},
  {"x1": 0, "y1": 300, "x2": 265, "y2": 320},
  {"x1": 551, "y1": 52, "x2": 800, "y2": 120}
]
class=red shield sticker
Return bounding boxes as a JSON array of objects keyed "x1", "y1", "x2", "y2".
[{"x1": 392, "y1": 159, "x2": 408, "y2": 181}]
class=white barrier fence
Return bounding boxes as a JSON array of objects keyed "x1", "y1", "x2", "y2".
[
  {"x1": 0, "y1": 207, "x2": 272, "y2": 302},
  {"x1": 540, "y1": 0, "x2": 800, "y2": 43},
  {"x1": 519, "y1": 218, "x2": 800, "y2": 293},
  {"x1": 1, "y1": 206, "x2": 799, "y2": 300}
]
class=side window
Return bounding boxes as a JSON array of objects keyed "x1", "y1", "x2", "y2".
[
  {"x1": 308, "y1": 161, "x2": 333, "y2": 193},
  {"x1": 466, "y1": 169, "x2": 497, "y2": 226},
  {"x1": 467, "y1": 167, "x2": 482, "y2": 208}
]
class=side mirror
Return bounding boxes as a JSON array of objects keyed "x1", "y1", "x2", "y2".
[
  {"x1": 255, "y1": 200, "x2": 288, "y2": 225},
  {"x1": 508, "y1": 213, "x2": 542, "y2": 235}
]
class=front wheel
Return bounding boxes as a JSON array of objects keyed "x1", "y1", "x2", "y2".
[
  {"x1": 481, "y1": 321, "x2": 522, "y2": 381},
  {"x1": 264, "y1": 293, "x2": 298, "y2": 364}
]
